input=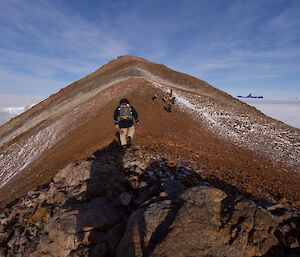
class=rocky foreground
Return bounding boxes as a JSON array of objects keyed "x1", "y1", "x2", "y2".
[{"x1": 0, "y1": 141, "x2": 299, "y2": 257}]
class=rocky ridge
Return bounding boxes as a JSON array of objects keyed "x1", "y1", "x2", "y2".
[
  {"x1": 0, "y1": 141, "x2": 299, "y2": 257},
  {"x1": 1, "y1": 55, "x2": 300, "y2": 211}
]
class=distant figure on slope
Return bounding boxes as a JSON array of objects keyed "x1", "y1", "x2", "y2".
[
  {"x1": 163, "y1": 89, "x2": 176, "y2": 113},
  {"x1": 114, "y1": 98, "x2": 139, "y2": 149},
  {"x1": 152, "y1": 95, "x2": 158, "y2": 101}
]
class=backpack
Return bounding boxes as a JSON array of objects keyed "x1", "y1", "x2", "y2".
[{"x1": 119, "y1": 104, "x2": 133, "y2": 120}]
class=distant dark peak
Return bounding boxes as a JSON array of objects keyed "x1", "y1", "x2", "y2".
[{"x1": 237, "y1": 93, "x2": 264, "y2": 99}]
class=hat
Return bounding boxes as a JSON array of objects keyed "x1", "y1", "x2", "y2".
[{"x1": 119, "y1": 98, "x2": 130, "y2": 105}]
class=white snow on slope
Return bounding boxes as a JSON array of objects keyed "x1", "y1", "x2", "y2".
[
  {"x1": 0, "y1": 75, "x2": 132, "y2": 147},
  {"x1": 151, "y1": 81, "x2": 300, "y2": 169},
  {"x1": 151, "y1": 81, "x2": 240, "y2": 140},
  {"x1": 0, "y1": 118, "x2": 66, "y2": 189}
]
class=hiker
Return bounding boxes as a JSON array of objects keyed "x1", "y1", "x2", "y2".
[
  {"x1": 165, "y1": 103, "x2": 172, "y2": 113},
  {"x1": 114, "y1": 98, "x2": 139, "y2": 149},
  {"x1": 162, "y1": 89, "x2": 176, "y2": 113},
  {"x1": 163, "y1": 96, "x2": 168, "y2": 103},
  {"x1": 152, "y1": 95, "x2": 158, "y2": 101},
  {"x1": 169, "y1": 96, "x2": 176, "y2": 104}
]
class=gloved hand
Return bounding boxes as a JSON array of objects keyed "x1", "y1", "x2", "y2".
[{"x1": 115, "y1": 124, "x2": 123, "y2": 135}]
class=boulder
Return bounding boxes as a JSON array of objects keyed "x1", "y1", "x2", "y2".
[
  {"x1": 54, "y1": 191, "x2": 67, "y2": 206},
  {"x1": 53, "y1": 162, "x2": 91, "y2": 186},
  {"x1": 36, "y1": 239, "x2": 72, "y2": 257},
  {"x1": 117, "y1": 185, "x2": 300, "y2": 257},
  {"x1": 116, "y1": 200, "x2": 173, "y2": 257},
  {"x1": 74, "y1": 197, "x2": 120, "y2": 233},
  {"x1": 148, "y1": 186, "x2": 232, "y2": 257},
  {"x1": 30, "y1": 206, "x2": 50, "y2": 223},
  {"x1": 68, "y1": 247, "x2": 90, "y2": 257},
  {"x1": 163, "y1": 178, "x2": 185, "y2": 200},
  {"x1": 33, "y1": 213, "x2": 79, "y2": 256}
]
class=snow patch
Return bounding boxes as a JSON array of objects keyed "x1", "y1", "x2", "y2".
[
  {"x1": 151, "y1": 81, "x2": 240, "y2": 140},
  {"x1": 150, "y1": 81, "x2": 300, "y2": 169},
  {"x1": 0, "y1": 118, "x2": 66, "y2": 189}
]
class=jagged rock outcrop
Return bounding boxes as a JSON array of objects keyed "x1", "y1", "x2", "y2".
[
  {"x1": 117, "y1": 186, "x2": 300, "y2": 257},
  {"x1": 0, "y1": 142, "x2": 299, "y2": 257}
]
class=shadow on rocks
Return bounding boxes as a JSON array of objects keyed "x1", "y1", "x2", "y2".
[
  {"x1": 62, "y1": 139, "x2": 133, "y2": 257},
  {"x1": 1, "y1": 138, "x2": 300, "y2": 257},
  {"x1": 115, "y1": 155, "x2": 300, "y2": 257},
  {"x1": 115, "y1": 157, "x2": 202, "y2": 257},
  {"x1": 59, "y1": 141, "x2": 300, "y2": 257},
  {"x1": 85, "y1": 140, "x2": 126, "y2": 257}
]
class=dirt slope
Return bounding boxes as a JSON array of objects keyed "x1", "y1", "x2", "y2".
[{"x1": 0, "y1": 55, "x2": 299, "y2": 208}]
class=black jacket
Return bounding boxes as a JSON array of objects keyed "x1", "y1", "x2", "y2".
[{"x1": 114, "y1": 104, "x2": 139, "y2": 128}]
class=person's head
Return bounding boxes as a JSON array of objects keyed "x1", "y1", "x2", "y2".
[{"x1": 119, "y1": 98, "x2": 130, "y2": 105}]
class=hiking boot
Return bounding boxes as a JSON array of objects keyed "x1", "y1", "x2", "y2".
[{"x1": 127, "y1": 136, "x2": 132, "y2": 147}]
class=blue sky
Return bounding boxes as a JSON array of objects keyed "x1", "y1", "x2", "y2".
[{"x1": 0, "y1": 0, "x2": 300, "y2": 103}]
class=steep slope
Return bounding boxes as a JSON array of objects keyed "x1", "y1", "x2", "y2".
[{"x1": 0, "y1": 55, "x2": 299, "y2": 210}]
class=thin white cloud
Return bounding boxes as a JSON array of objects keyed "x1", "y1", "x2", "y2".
[
  {"x1": 0, "y1": 0, "x2": 299, "y2": 100},
  {"x1": 0, "y1": 68, "x2": 66, "y2": 95},
  {"x1": 0, "y1": 49, "x2": 95, "y2": 76},
  {"x1": 0, "y1": 0, "x2": 129, "y2": 59},
  {"x1": 0, "y1": 94, "x2": 44, "y2": 108},
  {"x1": 168, "y1": 40, "x2": 300, "y2": 85},
  {"x1": 0, "y1": 0, "x2": 130, "y2": 96}
]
